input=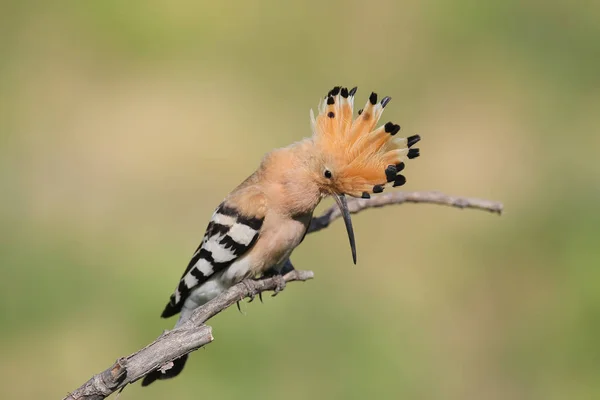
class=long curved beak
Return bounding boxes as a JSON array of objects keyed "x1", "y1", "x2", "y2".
[{"x1": 333, "y1": 193, "x2": 357, "y2": 264}]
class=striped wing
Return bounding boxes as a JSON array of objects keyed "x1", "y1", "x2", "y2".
[{"x1": 161, "y1": 202, "x2": 264, "y2": 318}]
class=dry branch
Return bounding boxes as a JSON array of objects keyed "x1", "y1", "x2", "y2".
[
  {"x1": 64, "y1": 191, "x2": 503, "y2": 400},
  {"x1": 64, "y1": 270, "x2": 313, "y2": 400},
  {"x1": 308, "y1": 191, "x2": 503, "y2": 234}
]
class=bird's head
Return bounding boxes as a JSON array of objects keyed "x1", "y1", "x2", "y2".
[{"x1": 308, "y1": 86, "x2": 422, "y2": 263}]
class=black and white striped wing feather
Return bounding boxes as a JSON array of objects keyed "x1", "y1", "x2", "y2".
[{"x1": 161, "y1": 203, "x2": 263, "y2": 318}]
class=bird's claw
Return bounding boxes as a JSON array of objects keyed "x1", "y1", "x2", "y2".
[
  {"x1": 271, "y1": 275, "x2": 286, "y2": 297},
  {"x1": 241, "y1": 279, "x2": 258, "y2": 302}
]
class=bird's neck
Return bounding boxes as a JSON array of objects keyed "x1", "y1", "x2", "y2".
[{"x1": 259, "y1": 139, "x2": 323, "y2": 218}]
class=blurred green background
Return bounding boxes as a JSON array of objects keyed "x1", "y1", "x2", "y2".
[{"x1": 1, "y1": 1, "x2": 599, "y2": 399}]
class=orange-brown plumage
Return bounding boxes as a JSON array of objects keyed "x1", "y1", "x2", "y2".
[{"x1": 310, "y1": 86, "x2": 420, "y2": 198}]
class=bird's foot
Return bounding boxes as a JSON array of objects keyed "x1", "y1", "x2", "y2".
[
  {"x1": 241, "y1": 279, "x2": 259, "y2": 302},
  {"x1": 271, "y1": 274, "x2": 286, "y2": 297},
  {"x1": 260, "y1": 259, "x2": 295, "y2": 298}
]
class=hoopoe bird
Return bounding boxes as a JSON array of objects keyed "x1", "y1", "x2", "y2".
[{"x1": 142, "y1": 86, "x2": 421, "y2": 386}]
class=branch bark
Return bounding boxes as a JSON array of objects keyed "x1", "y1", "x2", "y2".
[{"x1": 64, "y1": 190, "x2": 503, "y2": 400}]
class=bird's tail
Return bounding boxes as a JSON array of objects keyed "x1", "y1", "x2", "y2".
[{"x1": 141, "y1": 354, "x2": 189, "y2": 387}]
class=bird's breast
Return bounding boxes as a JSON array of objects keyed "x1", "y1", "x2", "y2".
[{"x1": 250, "y1": 211, "x2": 312, "y2": 274}]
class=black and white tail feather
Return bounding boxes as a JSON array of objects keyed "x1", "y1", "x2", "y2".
[{"x1": 142, "y1": 202, "x2": 264, "y2": 386}]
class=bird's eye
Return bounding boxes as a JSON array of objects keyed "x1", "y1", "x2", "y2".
[{"x1": 324, "y1": 169, "x2": 332, "y2": 179}]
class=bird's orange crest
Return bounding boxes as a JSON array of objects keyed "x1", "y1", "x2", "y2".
[{"x1": 310, "y1": 86, "x2": 421, "y2": 198}]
